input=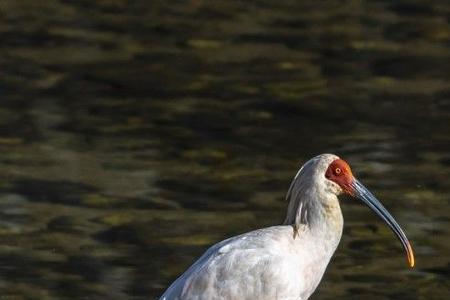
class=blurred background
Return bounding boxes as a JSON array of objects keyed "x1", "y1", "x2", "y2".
[{"x1": 0, "y1": 0, "x2": 449, "y2": 299}]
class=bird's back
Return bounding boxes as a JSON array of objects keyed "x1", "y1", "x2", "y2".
[{"x1": 160, "y1": 225, "x2": 336, "y2": 300}]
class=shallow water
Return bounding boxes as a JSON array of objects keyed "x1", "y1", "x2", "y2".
[{"x1": 0, "y1": 0, "x2": 449, "y2": 299}]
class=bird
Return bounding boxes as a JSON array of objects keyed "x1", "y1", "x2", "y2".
[{"x1": 160, "y1": 154, "x2": 415, "y2": 300}]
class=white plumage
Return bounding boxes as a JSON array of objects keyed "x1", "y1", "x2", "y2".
[{"x1": 160, "y1": 153, "x2": 414, "y2": 300}]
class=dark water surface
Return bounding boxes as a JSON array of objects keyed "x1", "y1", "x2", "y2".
[{"x1": 0, "y1": 0, "x2": 449, "y2": 299}]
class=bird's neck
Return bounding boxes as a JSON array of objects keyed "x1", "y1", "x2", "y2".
[
  {"x1": 309, "y1": 195, "x2": 343, "y2": 243},
  {"x1": 283, "y1": 189, "x2": 343, "y2": 245}
]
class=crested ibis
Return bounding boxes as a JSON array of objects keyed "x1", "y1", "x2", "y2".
[{"x1": 160, "y1": 154, "x2": 414, "y2": 300}]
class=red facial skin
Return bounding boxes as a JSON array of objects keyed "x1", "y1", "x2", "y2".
[{"x1": 325, "y1": 159, "x2": 354, "y2": 195}]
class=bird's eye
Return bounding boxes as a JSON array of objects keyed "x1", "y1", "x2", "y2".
[{"x1": 335, "y1": 167, "x2": 341, "y2": 175}]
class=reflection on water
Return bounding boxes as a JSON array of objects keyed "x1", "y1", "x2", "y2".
[{"x1": 0, "y1": 0, "x2": 449, "y2": 299}]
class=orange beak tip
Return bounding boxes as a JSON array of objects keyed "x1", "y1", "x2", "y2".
[
  {"x1": 408, "y1": 258, "x2": 415, "y2": 268},
  {"x1": 407, "y1": 243, "x2": 415, "y2": 268}
]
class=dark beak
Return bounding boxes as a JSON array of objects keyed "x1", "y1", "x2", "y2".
[{"x1": 350, "y1": 179, "x2": 415, "y2": 268}]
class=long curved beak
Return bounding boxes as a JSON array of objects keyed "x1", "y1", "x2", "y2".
[{"x1": 350, "y1": 179, "x2": 415, "y2": 268}]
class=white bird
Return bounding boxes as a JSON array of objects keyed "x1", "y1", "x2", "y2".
[{"x1": 160, "y1": 154, "x2": 415, "y2": 300}]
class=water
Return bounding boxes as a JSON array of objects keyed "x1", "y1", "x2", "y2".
[{"x1": 0, "y1": 0, "x2": 449, "y2": 299}]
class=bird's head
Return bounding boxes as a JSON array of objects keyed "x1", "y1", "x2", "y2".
[{"x1": 323, "y1": 155, "x2": 415, "y2": 268}]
